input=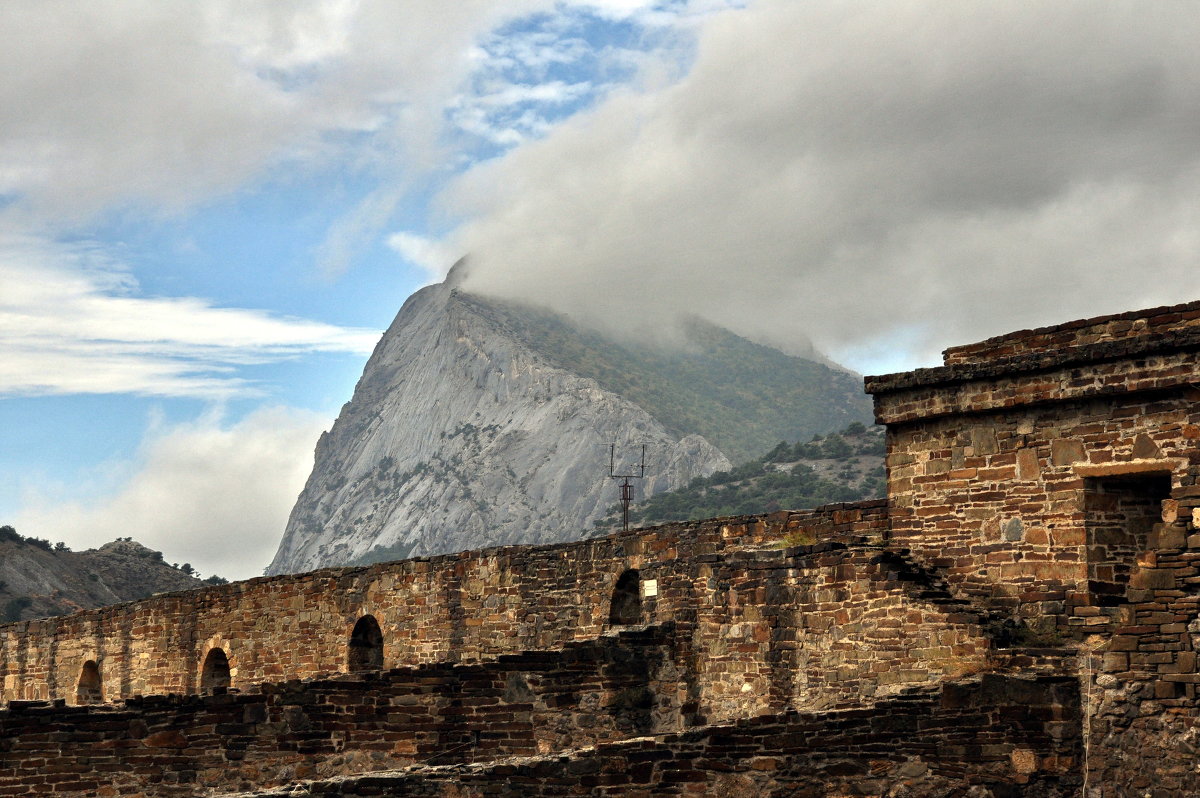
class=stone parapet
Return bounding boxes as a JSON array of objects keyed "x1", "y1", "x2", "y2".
[
  {"x1": 943, "y1": 299, "x2": 1200, "y2": 367},
  {"x1": 0, "y1": 625, "x2": 679, "y2": 797},
  {"x1": 869, "y1": 340, "x2": 1200, "y2": 425},
  {"x1": 0, "y1": 505, "x2": 884, "y2": 707}
]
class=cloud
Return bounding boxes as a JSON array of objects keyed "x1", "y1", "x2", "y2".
[
  {"x1": 0, "y1": 235, "x2": 379, "y2": 397},
  {"x1": 0, "y1": 0, "x2": 564, "y2": 225},
  {"x1": 13, "y1": 406, "x2": 328, "y2": 581},
  {"x1": 0, "y1": 1, "x2": 730, "y2": 280},
  {"x1": 386, "y1": 232, "x2": 460, "y2": 281},
  {"x1": 446, "y1": 0, "x2": 1200, "y2": 372}
]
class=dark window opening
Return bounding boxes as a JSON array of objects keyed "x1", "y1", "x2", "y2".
[
  {"x1": 609, "y1": 569, "x2": 642, "y2": 626},
  {"x1": 200, "y1": 647, "x2": 231, "y2": 691},
  {"x1": 348, "y1": 614, "x2": 384, "y2": 672},
  {"x1": 75, "y1": 660, "x2": 102, "y2": 704},
  {"x1": 1084, "y1": 473, "x2": 1171, "y2": 606}
]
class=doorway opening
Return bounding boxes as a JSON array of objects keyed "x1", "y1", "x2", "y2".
[
  {"x1": 75, "y1": 660, "x2": 103, "y2": 704},
  {"x1": 609, "y1": 569, "x2": 642, "y2": 626},
  {"x1": 348, "y1": 614, "x2": 384, "y2": 672},
  {"x1": 200, "y1": 647, "x2": 231, "y2": 691}
]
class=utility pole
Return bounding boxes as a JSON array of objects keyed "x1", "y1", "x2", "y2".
[{"x1": 608, "y1": 444, "x2": 647, "y2": 532}]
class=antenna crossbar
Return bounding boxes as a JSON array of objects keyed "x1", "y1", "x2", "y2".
[{"x1": 608, "y1": 444, "x2": 646, "y2": 532}]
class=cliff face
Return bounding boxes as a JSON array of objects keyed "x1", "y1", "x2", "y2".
[
  {"x1": 268, "y1": 278, "x2": 730, "y2": 574},
  {"x1": 267, "y1": 272, "x2": 871, "y2": 575}
]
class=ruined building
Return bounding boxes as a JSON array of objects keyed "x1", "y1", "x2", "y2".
[{"x1": 5, "y1": 300, "x2": 1200, "y2": 796}]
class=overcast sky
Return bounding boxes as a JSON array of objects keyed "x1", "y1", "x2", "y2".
[{"x1": 3, "y1": 0, "x2": 1199, "y2": 579}]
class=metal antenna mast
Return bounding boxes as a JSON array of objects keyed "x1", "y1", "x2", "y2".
[{"x1": 608, "y1": 444, "x2": 647, "y2": 532}]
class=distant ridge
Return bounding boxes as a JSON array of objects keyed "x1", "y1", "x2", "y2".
[{"x1": 0, "y1": 527, "x2": 212, "y2": 622}]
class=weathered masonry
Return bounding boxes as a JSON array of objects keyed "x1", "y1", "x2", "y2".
[
  {"x1": 867, "y1": 300, "x2": 1200, "y2": 793},
  {"x1": 1, "y1": 506, "x2": 900, "y2": 711},
  {"x1": 867, "y1": 301, "x2": 1200, "y2": 635},
  {"x1": 8, "y1": 299, "x2": 1200, "y2": 795}
]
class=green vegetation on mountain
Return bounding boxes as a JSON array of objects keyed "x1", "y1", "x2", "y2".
[
  {"x1": 592, "y1": 424, "x2": 885, "y2": 534},
  {"x1": 460, "y1": 294, "x2": 873, "y2": 463}
]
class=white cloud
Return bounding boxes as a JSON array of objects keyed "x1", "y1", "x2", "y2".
[
  {"x1": 445, "y1": 0, "x2": 1200, "y2": 372},
  {"x1": 386, "y1": 232, "x2": 459, "y2": 281},
  {"x1": 0, "y1": 0, "x2": 566, "y2": 225},
  {"x1": 0, "y1": 235, "x2": 379, "y2": 397},
  {"x1": 14, "y1": 406, "x2": 328, "y2": 581}
]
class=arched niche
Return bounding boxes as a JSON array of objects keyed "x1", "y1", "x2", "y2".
[
  {"x1": 75, "y1": 660, "x2": 103, "y2": 704},
  {"x1": 609, "y1": 569, "x2": 643, "y2": 626},
  {"x1": 200, "y1": 647, "x2": 231, "y2": 691},
  {"x1": 348, "y1": 614, "x2": 384, "y2": 673}
]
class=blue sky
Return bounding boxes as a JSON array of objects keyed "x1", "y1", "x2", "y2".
[{"x1": 4, "y1": 1, "x2": 1200, "y2": 579}]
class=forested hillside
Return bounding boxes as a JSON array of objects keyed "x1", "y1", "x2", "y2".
[{"x1": 591, "y1": 424, "x2": 885, "y2": 534}]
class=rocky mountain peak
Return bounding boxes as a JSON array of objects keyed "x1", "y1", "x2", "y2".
[{"x1": 267, "y1": 277, "x2": 871, "y2": 575}]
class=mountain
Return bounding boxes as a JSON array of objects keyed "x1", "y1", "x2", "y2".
[
  {"x1": 0, "y1": 527, "x2": 214, "y2": 623},
  {"x1": 267, "y1": 265, "x2": 872, "y2": 575}
]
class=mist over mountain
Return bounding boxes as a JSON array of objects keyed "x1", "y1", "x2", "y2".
[
  {"x1": 267, "y1": 269, "x2": 871, "y2": 575},
  {"x1": 443, "y1": 1, "x2": 1200, "y2": 371}
]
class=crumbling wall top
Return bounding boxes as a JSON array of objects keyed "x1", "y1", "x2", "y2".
[
  {"x1": 942, "y1": 299, "x2": 1200, "y2": 366},
  {"x1": 865, "y1": 299, "x2": 1200, "y2": 398}
]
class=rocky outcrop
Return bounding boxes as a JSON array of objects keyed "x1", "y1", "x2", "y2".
[{"x1": 268, "y1": 273, "x2": 732, "y2": 574}]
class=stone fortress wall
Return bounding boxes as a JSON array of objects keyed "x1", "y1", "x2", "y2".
[
  {"x1": 9, "y1": 299, "x2": 1200, "y2": 795},
  {"x1": 0, "y1": 504, "x2": 896, "y2": 710}
]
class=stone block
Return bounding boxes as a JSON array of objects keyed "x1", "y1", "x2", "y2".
[
  {"x1": 1025, "y1": 527, "x2": 1049, "y2": 545},
  {"x1": 1050, "y1": 438, "x2": 1085, "y2": 466},
  {"x1": 1104, "y1": 653, "x2": 1130, "y2": 673},
  {"x1": 1150, "y1": 524, "x2": 1187, "y2": 550},
  {"x1": 1132, "y1": 432, "x2": 1162, "y2": 459},
  {"x1": 1016, "y1": 447, "x2": 1041, "y2": 480},
  {"x1": 1054, "y1": 527, "x2": 1086, "y2": 547},
  {"x1": 971, "y1": 427, "x2": 999, "y2": 456},
  {"x1": 1003, "y1": 518, "x2": 1024, "y2": 542},
  {"x1": 1130, "y1": 569, "x2": 1176, "y2": 590}
]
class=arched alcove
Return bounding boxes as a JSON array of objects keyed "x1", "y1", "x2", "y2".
[
  {"x1": 75, "y1": 660, "x2": 103, "y2": 704},
  {"x1": 609, "y1": 569, "x2": 642, "y2": 626},
  {"x1": 348, "y1": 614, "x2": 384, "y2": 672},
  {"x1": 200, "y1": 647, "x2": 231, "y2": 691}
]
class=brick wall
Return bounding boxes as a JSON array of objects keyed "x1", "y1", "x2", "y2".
[
  {"x1": 0, "y1": 626, "x2": 679, "y2": 797},
  {"x1": 865, "y1": 301, "x2": 1200, "y2": 796},
  {"x1": 681, "y1": 543, "x2": 989, "y2": 722},
  {"x1": 231, "y1": 675, "x2": 1081, "y2": 798},
  {"x1": 1, "y1": 526, "x2": 995, "y2": 749},
  {"x1": 0, "y1": 509, "x2": 864, "y2": 706},
  {"x1": 1, "y1": 529, "x2": 1004, "y2": 797}
]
